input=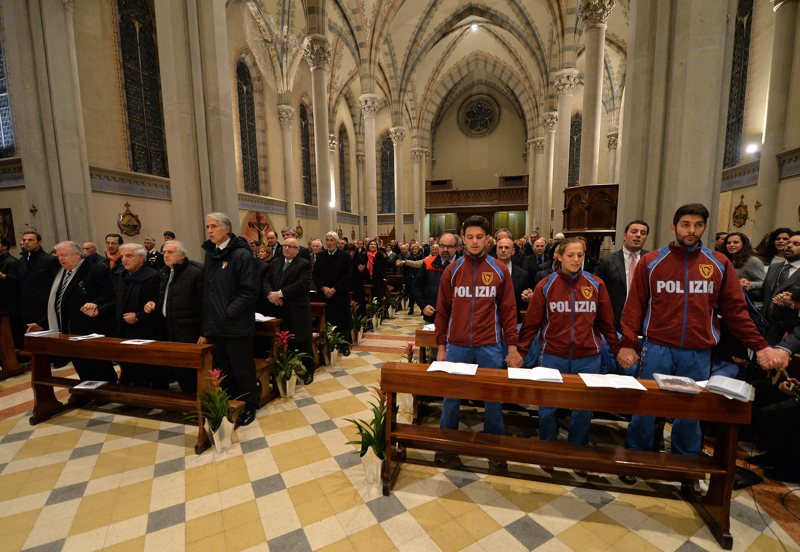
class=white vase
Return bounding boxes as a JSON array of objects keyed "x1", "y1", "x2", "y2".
[
  {"x1": 323, "y1": 348, "x2": 339, "y2": 366},
  {"x1": 352, "y1": 328, "x2": 363, "y2": 344},
  {"x1": 372, "y1": 315, "x2": 380, "y2": 330},
  {"x1": 205, "y1": 417, "x2": 234, "y2": 454},
  {"x1": 331, "y1": 349, "x2": 338, "y2": 365},
  {"x1": 278, "y1": 376, "x2": 296, "y2": 397},
  {"x1": 399, "y1": 392, "x2": 414, "y2": 414},
  {"x1": 361, "y1": 447, "x2": 384, "y2": 485},
  {"x1": 388, "y1": 307, "x2": 395, "y2": 319}
]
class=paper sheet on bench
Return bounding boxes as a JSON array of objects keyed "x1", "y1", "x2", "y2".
[
  {"x1": 26, "y1": 330, "x2": 60, "y2": 337},
  {"x1": 508, "y1": 367, "x2": 563, "y2": 383},
  {"x1": 580, "y1": 373, "x2": 647, "y2": 390},
  {"x1": 421, "y1": 324, "x2": 435, "y2": 331},
  {"x1": 120, "y1": 339, "x2": 156, "y2": 345},
  {"x1": 73, "y1": 381, "x2": 108, "y2": 390},
  {"x1": 427, "y1": 361, "x2": 478, "y2": 376},
  {"x1": 68, "y1": 333, "x2": 104, "y2": 341},
  {"x1": 255, "y1": 314, "x2": 276, "y2": 322}
]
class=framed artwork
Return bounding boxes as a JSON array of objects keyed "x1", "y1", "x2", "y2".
[{"x1": 0, "y1": 208, "x2": 15, "y2": 247}]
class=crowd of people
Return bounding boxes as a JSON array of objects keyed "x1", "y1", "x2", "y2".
[{"x1": 0, "y1": 205, "x2": 797, "y2": 482}]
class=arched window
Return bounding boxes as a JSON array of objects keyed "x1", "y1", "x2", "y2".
[
  {"x1": 568, "y1": 117, "x2": 582, "y2": 186},
  {"x1": 0, "y1": 31, "x2": 15, "y2": 159},
  {"x1": 338, "y1": 126, "x2": 351, "y2": 212},
  {"x1": 236, "y1": 62, "x2": 259, "y2": 195},
  {"x1": 299, "y1": 103, "x2": 316, "y2": 205},
  {"x1": 723, "y1": 0, "x2": 754, "y2": 169},
  {"x1": 118, "y1": 0, "x2": 167, "y2": 176},
  {"x1": 380, "y1": 136, "x2": 395, "y2": 213}
]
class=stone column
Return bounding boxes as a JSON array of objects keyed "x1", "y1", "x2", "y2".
[
  {"x1": 606, "y1": 131, "x2": 618, "y2": 183},
  {"x1": 526, "y1": 139, "x2": 536, "y2": 234},
  {"x1": 329, "y1": 134, "x2": 337, "y2": 215},
  {"x1": 356, "y1": 152, "x2": 365, "y2": 238},
  {"x1": 530, "y1": 138, "x2": 545, "y2": 233},
  {"x1": 578, "y1": 0, "x2": 615, "y2": 185},
  {"x1": 390, "y1": 127, "x2": 406, "y2": 241},
  {"x1": 304, "y1": 35, "x2": 334, "y2": 234},
  {"x1": 411, "y1": 148, "x2": 425, "y2": 242},
  {"x1": 553, "y1": 69, "x2": 579, "y2": 224},
  {"x1": 360, "y1": 94, "x2": 380, "y2": 238},
  {"x1": 752, "y1": 0, "x2": 799, "y2": 239},
  {"x1": 278, "y1": 106, "x2": 297, "y2": 230},
  {"x1": 542, "y1": 112, "x2": 559, "y2": 237}
]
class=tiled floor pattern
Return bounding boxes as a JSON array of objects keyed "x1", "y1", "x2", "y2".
[{"x1": 0, "y1": 312, "x2": 798, "y2": 552}]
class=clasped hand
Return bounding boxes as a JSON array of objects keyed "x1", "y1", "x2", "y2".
[
  {"x1": 616, "y1": 347, "x2": 639, "y2": 369},
  {"x1": 756, "y1": 347, "x2": 790, "y2": 371}
]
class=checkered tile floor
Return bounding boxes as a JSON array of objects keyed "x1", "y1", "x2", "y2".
[{"x1": 0, "y1": 311, "x2": 799, "y2": 552}]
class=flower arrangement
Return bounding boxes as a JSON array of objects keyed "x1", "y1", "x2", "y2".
[
  {"x1": 350, "y1": 301, "x2": 367, "y2": 332},
  {"x1": 321, "y1": 322, "x2": 347, "y2": 352},
  {"x1": 367, "y1": 297, "x2": 382, "y2": 319},
  {"x1": 271, "y1": 330, "x2": 311, "y2": 381},
  {"x1": 403, "y1": 342, "x2": 415, "y2": 363},
  {"x1": 345, "y1": 386, "x2": 386, "y2": 459},
  {"x1": 185, "y1": 369, "x2": 242, "y2": 433}
]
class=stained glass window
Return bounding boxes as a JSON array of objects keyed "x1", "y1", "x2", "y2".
[
  {"x1": 300, "y1": 103, "x2": 315, "y2": 205},
  {"x1": 380, "y1": 136, "x2": 395, "y2": 214},
  {"x1": 723, "y1": 0, "x2": 753, "y2": 169},
  {"x1": 0, "y1": 28, "x2": 15, "y2": 159},
  {"x1": 568, "y1": 117, "x2": 582, "y2": 187},
  {"x1": 236, "y1": 62, "x2": 259, "y2": 194},
  {"x1": 118, "y1": 0, "x2": 167, "y2": 176},
  {"x1": 338, "y1": 126, "x2": 351, "y2": 212}
]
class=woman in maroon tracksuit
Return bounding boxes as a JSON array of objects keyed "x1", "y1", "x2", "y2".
[{"x1": 516, "y1": 238, "x2": 622, "y2": 446}]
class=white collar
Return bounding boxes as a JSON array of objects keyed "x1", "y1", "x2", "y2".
[
  {"x1": 217, "y1": 237, "x2": 231, "y2": 250},
  {"x1": 622, "y1": 247, "x2": 640, "y2": 260},
  {"x1": 783, "y1": 259, "x2": 800, "y2": 269}
]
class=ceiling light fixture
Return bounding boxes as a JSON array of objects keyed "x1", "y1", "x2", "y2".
[
  {"x1": 746, "y1": 144, "x2": 758, "y2": 153},
  {"x1": 472, "y1": 24, "x2": 478, "y2": 31}
]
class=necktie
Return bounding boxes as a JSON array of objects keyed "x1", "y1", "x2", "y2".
[
  {"x1": 163, "y1": 270, "x2": 175, "y2": 317},
  {"x1": 628, "y1": 253, "x2": 638, "y2": 291},
  {"x1": 537, "y1": 256, "x2": 543, "y2": 266},
  {"x1": 442, "y1": 261, "x2": 449, "y2": 269},
  {"x1": 283, "y1": 261, "x2": 290, "y2": 272},
  {"x1": 778, "y1": 263, "x2": 791, "y2": 287},
  {"x1": 215, "y1": 247, "x2": 222, "y2": 255},
  {"x1": 57, "y1": 270, "x2": 73, "y2": 320}
]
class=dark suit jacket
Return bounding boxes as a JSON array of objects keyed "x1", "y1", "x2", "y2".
[
  {"x1": 594, "y1": 248, "x2": 649, "y2": 331},
  {"x1": 583, "y1": 256, "x2": 598, "y2": 275},
  {"x1": 509, "y1": 264, "x2": 531, "y2": 317},
  {"x1": 761, "y1": 262, "x2": 800, "y2": 321},
  {"x1": 264, "y1": 257, "x2": 313, "y2": 342},
  {"x1": 37, "y1": 261, "x2": 115, "y2": 335},
  {"x1": 19, "y1": 248, "x2": 61, "y2": 320},
  {"x1": 523, "y1": 253, "x2": 551, "y2": 284},
  {"x1": 103, "y1": 265, "x2": 161, "y2": 339}
]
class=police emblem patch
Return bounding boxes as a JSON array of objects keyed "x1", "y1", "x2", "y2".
[
  {"x1": 482, "y1": 272, "x2": 493, "y2": 285},
  {"x1": 581, "y1": 286, "x2": 593, "y2": 300},
  {"x1": 699, "y1": 264, "x2": 714, "y2": 279}
]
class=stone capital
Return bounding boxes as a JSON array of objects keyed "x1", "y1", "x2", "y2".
[
  {"x1": 554, "y1": 69, "x2": 580, "y2": 96},
  {"x1": 277, "y1": 106, "x2": 294, "y2": 128},
  {"x1": 410, "y1": 148, "x2": 425, "y2": 162},
  {"x1": 329, "y1": 135, "x2": 337, "y2": 151},
  {"x1": 303, "y1": 35, "x2": 332, "y2": 71},
  {"x1": 530, "y1": 138, "x2": 545, "y2": 155},
  {"x1": 355, "y1": 152, "x2": 365, "y2": 166},
  {"x1": 62, "y1": 0, "x2": 77, "y2": 11},
  {"x1": 580, "y1": 0, "x2": 615, "y2": 28},
  {"x1": 607, "y1": 131, "x2": 619, "y2": 150},
  {"x1": 772, "y1": 0, "x2": 799, "y2": 12},
  {"x1": 390, "y1": 127, "x2": 406, "y2": 146},
  {"x1": 359, "y1": 94, "x2": 380, "y2": 119},
  {"x1": 542, "y1": 112, "x2": 559, "y2": 132}
]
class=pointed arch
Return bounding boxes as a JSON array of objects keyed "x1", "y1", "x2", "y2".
[
  {"x1": 299, "y1": 94, "x2": 318, "y2": 205},
  {"x1": 234, "y1": 48, "x2": 269, "y2": 195}
]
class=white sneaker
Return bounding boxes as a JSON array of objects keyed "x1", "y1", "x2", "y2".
[{"x1": 697, "y1": 479, "x2": 709, "y2": 496}]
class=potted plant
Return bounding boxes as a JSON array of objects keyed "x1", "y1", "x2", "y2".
[
  {"x1": 386, "y1": 286, "x2": 397, "y2": 319},
  {"x1": 368, "y1": 298, "x2": 382, "y2": 331},
  {"x1": 321, "y1": 323, "x2": 347, "y2": 365},
  {"x1": 350, "y1": 301, "x2": 367, "y2": 344},
  {"x1": 345, "y1": 386, "x2": 386, "y2": 484},
  {"x1": 398, "y1": 343, "x2": 415, "y2": 413},
  {"x1": 270, "y1": 330, "x2": 311, "y2": 397},
  {"x1": 185, "y1": 369, "x2": 242, "y2": 454}
]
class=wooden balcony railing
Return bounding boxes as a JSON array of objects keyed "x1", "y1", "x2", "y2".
[{"x1": 425, "y1": 186, "x2": 528, "y2": 212}]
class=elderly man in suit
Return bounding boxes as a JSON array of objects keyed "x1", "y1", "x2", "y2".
[
  {"x1": 523, "y1": 237, "x2": 550, "y2": 285},
  {"x1": 26, "y1": 241, "x2": 118, "y2": 382},
  {"x1": 594, "y1": 220, "x2": 650, "y2": 332},
  {"x1": 496, "y1": 237, "x2": 532, "y2": 318},
  {"x1": 313, "y1": 231, "x2": 353, "y2": 355},
  {"x1": 761, "y1": 232, "x2": 800, "y2": 345},
  {"x1": 280, "y1": 227, "x2": 311, "y2": 262},
  {"x1": 264, "y1": 237, "x2": 316, "y2": 384}
]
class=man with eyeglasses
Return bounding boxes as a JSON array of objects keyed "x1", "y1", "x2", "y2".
[{"x1": 412, "y1": 233, "x2": 458, "y2": 325}]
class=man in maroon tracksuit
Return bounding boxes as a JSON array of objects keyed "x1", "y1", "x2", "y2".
[{"x1": 434, "y1": 216, "x2": 521, "y2": 465}]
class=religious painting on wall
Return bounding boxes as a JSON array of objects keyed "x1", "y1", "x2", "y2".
[
  {"x1": 296, "y1": 221, "x2": 303, "y2": 239},
  {"x1": 117, "y1": 202, "x2": 142, "y2": 236},
  {"x1": 732, "y1": 195, "x2": 748, "y2": 228},
  {"x1": 243, "y1": 211, "x2": 272, "y2": 247},
  {"x1": 0, "y1": 208, "x2": 15, "y2": 247}
]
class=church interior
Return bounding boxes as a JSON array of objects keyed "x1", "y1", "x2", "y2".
[{"x1": 1, "y1": 0, "x2": 800, "y2": 550}]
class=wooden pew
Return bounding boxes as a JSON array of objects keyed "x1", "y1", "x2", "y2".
[
  {"x1": 310, "y1": 302, "x2": 326, "y2": 367},
  {"x1": 380, "y1": 362, "x2": 750, "y2": 550},
  {"x1": 0, "y1": 312, "x2": 29, "y2": 381},
  {"x1": 26, "y1": 333, "x2": 244, "y2": 454},
  {"x1": 253, "y1": 318, "x2": 282, "y2": 407},
  {"x1": 414, "y1": 328, "x2": 437, "y2": 363}
]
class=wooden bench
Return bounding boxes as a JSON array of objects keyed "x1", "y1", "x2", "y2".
[
  {"x1": 26, "y1": 333, "x2": 244, "y2": 454},
  {"x1": 310, "y1": 302, "x2": 326, "y2": 367},
  {"x1": 414, "y1": 328, "x2": 437, "y2": 363},
  {"x1": 0, "y1": 312, "x2": 29, "y2": 381},
  {"x1": 380, "y1": 362, "x2": 750, "y2": 550},
  {"x1": 253, "y1": 318, "x2": 282, "y2": 407}
]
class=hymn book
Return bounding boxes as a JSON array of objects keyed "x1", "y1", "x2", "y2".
[
  {"x1": 427, "y1": 362, "x2": 478, "y2": 376},
  {"x1": 653, "y1": 374, "x2": 701, "y2": 394},
  {"x1": 507, "y1": 367, "x2": 563, "y2": 383},
  {"x1": 579, "y1": 373, "x2": 647, "y2": 391},
  {"x1": 704, "y1": 376, "x2": 755, "y2": 402}
]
